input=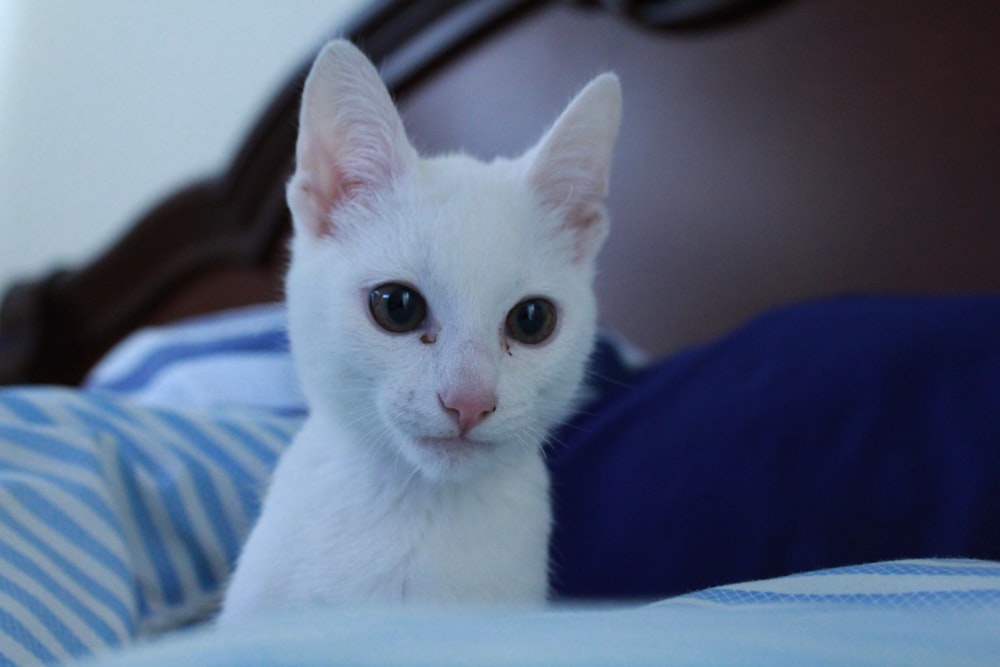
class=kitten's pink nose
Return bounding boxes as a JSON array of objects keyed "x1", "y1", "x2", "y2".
[{"x1": 438, "y1": 388, "x2": 497, "y2": 435}]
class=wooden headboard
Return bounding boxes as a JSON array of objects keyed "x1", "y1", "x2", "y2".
[{"x1": 1, "y1": 0, "x2": 997, "y2": 385}]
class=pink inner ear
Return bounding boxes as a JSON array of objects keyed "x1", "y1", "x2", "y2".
[
  {"x1": 287, "y1": 174, "x2": 326, "y2": 238},
  {"x1": 566, "y1": 207, "x2": 608, "y2": 264},
  {"x1": 530, "y1": 152, "x2": 611, "y2": 263},
  {"x1": 532, "y1": 162, "x2": 606, "y2": 220},
  {"x1": 288, "y1": 164, "x2": 352, "y2": 238}
]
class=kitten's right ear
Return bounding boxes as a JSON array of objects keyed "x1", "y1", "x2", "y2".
[
  {"x1": 287, "y1": 40, "x2": 415, "y2": 238},
  {"x1": 525, "y1": 73, "x2": 622, "y2": 265}
]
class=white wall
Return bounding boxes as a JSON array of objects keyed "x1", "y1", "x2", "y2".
[{"x1": 0, "y1": 0, "x2": 368, "y2": 291}]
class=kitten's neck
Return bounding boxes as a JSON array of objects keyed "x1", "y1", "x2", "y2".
[{"x1": 303, "y1": 408, "x2": 542, "y2": 493}]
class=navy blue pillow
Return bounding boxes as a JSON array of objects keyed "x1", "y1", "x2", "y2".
[{"x1": 548, "y1": 295, "x2": 1000, "y2": 600}]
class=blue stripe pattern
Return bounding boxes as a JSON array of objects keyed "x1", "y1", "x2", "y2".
[
  {"x1": 73, "y1": 560, "x2": 1000, "y2": 667},
  {"x1": 81, "y1": 304, "x2": 309, "y2": 417},
  {"x1": 93, "y1": 333, "x2": 290, "y2": 394},
  {"x1": 0, "y1": 387, "x2": 300, "y2": 666},
  {"x1": 669, "y1": 559, "x2": 1000, "y2": 611}
]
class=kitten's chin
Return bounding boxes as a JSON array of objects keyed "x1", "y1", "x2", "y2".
[{"x1": 399, "y1": 434, "x2": 499, "y2": 481}]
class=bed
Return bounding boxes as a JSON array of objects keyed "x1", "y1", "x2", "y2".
[{"x1": 1, "y1": 0, "x2": 998, "y2": 664}]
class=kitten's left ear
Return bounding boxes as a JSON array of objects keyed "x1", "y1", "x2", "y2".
[
  {"x1": 288, "y1": 40, "x2": 416, "y2": 238},
  {"x1": 526, "y1": 73, "x2": 622, "y2": 264}
]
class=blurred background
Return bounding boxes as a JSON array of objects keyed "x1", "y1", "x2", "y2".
[
  {"x1": 0, "y1": 0, "x2": 365, "y2": 291},
  {"x1": 1, "y1": 0, "x2": 997, "y2": 360}
]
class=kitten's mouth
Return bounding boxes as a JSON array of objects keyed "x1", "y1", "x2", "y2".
[{"x1": 413, "y1": 436, "x2": 492, "y2": 455}]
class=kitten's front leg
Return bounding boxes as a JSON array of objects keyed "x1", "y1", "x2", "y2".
[{"x1": 218, "y1": 424, "x2": 341, "y2": 624}]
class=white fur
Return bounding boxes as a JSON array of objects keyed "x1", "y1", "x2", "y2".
[{"x1": 219, "y1": 40, "x2": 621, "y2": 624}]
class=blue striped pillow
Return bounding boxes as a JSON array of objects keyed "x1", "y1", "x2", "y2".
[
  {"x1": 84, "y1": 304, "x2": 308, "y2": 416},
  {"x1": 0, "y1": 387, "x2": 301, "y2": 665}
]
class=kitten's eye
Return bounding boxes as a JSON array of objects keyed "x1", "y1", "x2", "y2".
[
  {"x1": 506, "y1": 298, "x2": 557, "y2": 345},
  {"x1": 369, "y1": 283, "x2": 427, "y2": 333}
]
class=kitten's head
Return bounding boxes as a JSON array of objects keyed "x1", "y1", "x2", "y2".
[{"x1": 285, "y1": 41, "x2": 621, "y2": 481}]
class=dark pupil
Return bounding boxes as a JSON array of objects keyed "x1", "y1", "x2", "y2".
[
  {"x1": 516, "y1": 301, "x2": 545, "y2": 337},
  {"x1": 384, "y1": 288, "x2": 416, "y2": 325}
]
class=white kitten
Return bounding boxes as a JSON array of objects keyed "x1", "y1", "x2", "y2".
[{"x1": 219, "y1": 40, "x2": 620, "y2": 622}]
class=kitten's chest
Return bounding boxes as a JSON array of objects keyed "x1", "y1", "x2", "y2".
[{"x1": 276, "y1": 423, "x2": 552, "y2": 604}]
